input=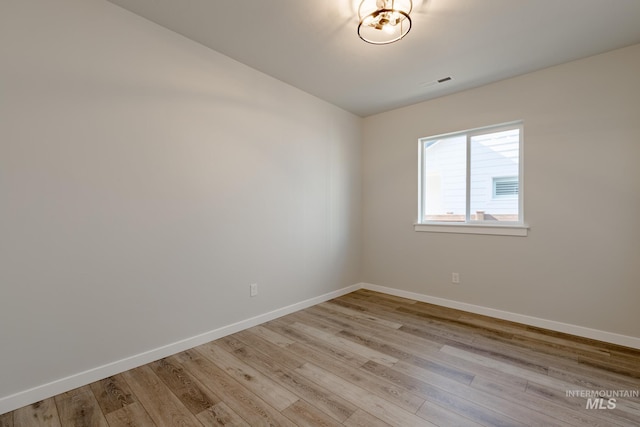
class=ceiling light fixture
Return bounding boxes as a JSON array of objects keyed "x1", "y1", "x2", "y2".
[{"x1": 358, "y1": 0, "x2": 413, "y2": 45}]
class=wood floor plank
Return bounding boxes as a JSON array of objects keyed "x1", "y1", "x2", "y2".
[
  {"x1": 521, "y1": 324, "x2": 625, "y2": 354},
  {"x1": 547, "y1": 365, "x2": 640, "y2": 396},
  {"x1": 351, "y1": 289, "x2": 418, "y2": 306},
  {"x1": 410, "y1": 308, "x2": 511, "y2": 339},
  {"x1": 416, "y1": 401, "x2": 485, "y2": 427},
  {"x1": 609, "y1": 346, "x2": 640, "y2": 360},
  {"x1": 301, "y1": 306, "x2": 375, "y2": 334},
  {"x1": 472, "y1": 375, "x2": 631, "y2": 427},
  {"x1": 342, "y1": 409, "x2": 393, "y2": 427},
  {"x1": 316, "y1": 304, "x2": 456, "y2": 358},
  {"x1": 195, "y1": 342, "x2": 299, "y2": 411},
  {"x1": 149, "y1": 356, "x2": 220, "y2": 416},
  {"x1": 53, "y1": 386, "x2": 109, "y2": 427},
  {"x1": 613, "y1": 401, "x2": 640, "y2": 423},
  {"x1": 0, "y1": 413, "x2": 12, "y2": 427},
  {"x1": 195, "y1": 401, "x2": 249, "y2": 427},
  {"x1": 104, "y1": 401, "x2": 156, "y2": 427},
  {"x1": 333, "y1": 297, "x2": 481, "y2": 348},
  {"x1": 336, "y1": 293, "x2": 446, "y2": 321},
  {"x1": 212, "y1": 335, "x2": 246, "y2": 354},
  {"x1": 450, "y1": 340, "x2": 550, "y2": 375},
  {"x1": 230, "y1": 343, "x2": 357, "y2": 422},
  {"x1": 262, "y1": 319, "x2": 370, "y2": 368},
  {"x1": 458, "y1": 314, "x2": 612, "y2": 357},
  {"x1": 525, "y1": 381, "x2": 638, "y2": 426},
  {"x1": 446, "y1": 341, "x2": 639, "y2": 419},
  {"x1": 399, "y1": 301, "x2": 473, "y2": 324},
  {"x1": 462, "y1": 331, "x2": 640, "y2": 396},
  {"x1": 282, "y1": 311, "x2": 343, "y2": 334},
  {"x1": 342, "y1": 295, "x2": 505, "y2": 348},
  {"x1": 575, "y1": 357, "x2": 640, "y2": 380},
  {"x1": 314, "y1": 301, "x2": 403, "y2": 329},
  {"x1": 398, "y1": 322, "x2": 499, "y2": 355},
  {"x1": 439, "y1": 344, "x2": 567, "y2": 390},
  {"x1": 364, "y1": 360, "x2": 531, "y2": 427},
  {"x1": 338, "y1": 329, "x2": 475, "y2": 385},
  {"x1": 331, "y1": 312, "x2": 443, "y2": 354},
  {"x1": 180, "y1": 351, "x2": 297, "y2": 426},
  {"x1": 335, "y1": 292, "x2": 390, "y2": 307},
  {"x1": 286, "y1": 341, "x2": 426, "y2": 413},
  {"x1": 12, "y1": 399, "x2": 60, "y2": 427},
  {"x1": 122, "y1": 365, "x2": 201, "y2": 427},
  {"x1": 90, "y1": 374, "x2": 136, "y2": 415},
  {"x1": 468, "y1": 331, "x2": 614, "y2": 377},
  {"x1": 498, "y1": 331, "x2": 640, "y2": 378},
  {"x1": 348, "y1": 323, "x2": 529, "y2": 391},
  {"x1": 248, "y1": 325, "x2": 296, "y2": 347},
  {"x1": 290, "y1": 322, "x2": 399, "y2": 366},
  {"x1": 232, "y1": 329, "x2": 304, "y2": 370},
  {"x1": 281, "y1": 399, "x2": 342, "y2": 427},
  {"x1": 402, "y1": 359, "x2": 581, "y2": 426},
  {"x1": 329, "y1": 296, "x2": 407, "y2": 319},
  {"x1": 307, "y1": 303, "x2": 407, "y2": 340},
  {"x1": 389, "y1": 294, "x2": 637, "y2": 379},
  {"x1": 296, "y1": 362, "x2": 435, "y2": 427}
]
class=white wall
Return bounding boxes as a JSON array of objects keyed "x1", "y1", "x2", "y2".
[
  {"x1": 363, "y1": 44, "x2": 640, "y2": 339},
  {"x1": 0, "y1": 0, "x2": 361, "y2": 405}
]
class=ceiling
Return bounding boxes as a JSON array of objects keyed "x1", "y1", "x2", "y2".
[{"x1": 106, "y1": 0, "x2": 640, "y2": 117}]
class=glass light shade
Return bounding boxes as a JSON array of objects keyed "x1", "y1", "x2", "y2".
[{"x1": 358, "y1": 0, "x2": 412, "y2": 44}]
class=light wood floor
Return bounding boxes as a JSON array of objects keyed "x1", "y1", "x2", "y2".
[{"x1": 2, "y1": 289, "x2": 639, "y2": 426}]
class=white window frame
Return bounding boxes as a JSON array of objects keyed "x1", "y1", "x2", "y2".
[{"x1": 415, "y1": 121, "x2": 528, "y2": 236}]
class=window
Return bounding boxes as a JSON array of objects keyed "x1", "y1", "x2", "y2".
[{"x1": 416, "y1": 121, "x2": 527, "y2": 236}]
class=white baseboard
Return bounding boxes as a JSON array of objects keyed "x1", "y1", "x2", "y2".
[
  {"x1": 361, "y1": 283, "x2": 640, "y2": 350},
  {"x1": 0, "y1": 283, "x2": 360, "y2": 415}
]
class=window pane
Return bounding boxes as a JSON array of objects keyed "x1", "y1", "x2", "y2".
[
  {"x1": 470, "y1": 129, "x2": 520, "y2": 222},
  {"x1": 423, "y1": 135, "x2": 466, "y2": 222}
]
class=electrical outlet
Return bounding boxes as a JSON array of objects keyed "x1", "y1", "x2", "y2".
[
  {"x1": 250, "y1": 283, "x2": 258, "y2": 297},
  {"x1": 452, "y1": 273, "x2": 460, "y2": 284}
]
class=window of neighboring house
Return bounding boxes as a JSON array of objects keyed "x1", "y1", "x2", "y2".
[
  {"x1": 416, "y1": 121, "x2": 527, "y2": 236},
  {"x1": 493, "y1": 176, "x2": 519, "y2": 199}
]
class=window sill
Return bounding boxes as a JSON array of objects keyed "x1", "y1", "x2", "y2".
[{"x1": 414, "y1": 223, "x2": 529, "y2": 236}]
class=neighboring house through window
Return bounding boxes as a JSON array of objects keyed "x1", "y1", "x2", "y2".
[{"x1": 416, "y1": 121, "x2": 527, "y2": 236}]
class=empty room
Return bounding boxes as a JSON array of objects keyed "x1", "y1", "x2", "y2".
[{"x1": 1, "y1": 0, "x2": 639, "y2": 426}]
